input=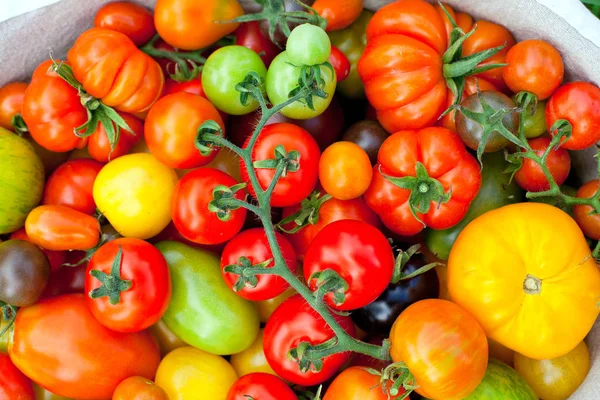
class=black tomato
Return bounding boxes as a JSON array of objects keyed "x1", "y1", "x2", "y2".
[{"x1": 341, "y1": 120, "x2": 389, "y2": 165}]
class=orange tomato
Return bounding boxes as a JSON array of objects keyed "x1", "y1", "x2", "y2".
[
  {"x1": 230, "y1": 329, "x2": 276, "y2": 377},
  {"x1": 0, "y1": 82, "x2": 28, "y2": 131},
  {"x1": 94, "y1": 2, "x2": 156, "y2": 46},
  {"x1": 573, "y1": 179, "x2": 600, "y2": 240},
  {"x1": 112, "y1": 376, "x2": 169, "y2": 400},
  {"x1": 314, "y1": 0, "x2": 364, "y2": 31},
  {"x1": 319, "y1": 141, "x2": 372, "y2": 200},
  {"x1": 323, "y1": 367, "x2": 405, "y2": 400}
]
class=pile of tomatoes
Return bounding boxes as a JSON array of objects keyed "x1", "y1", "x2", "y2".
[{"x1": 1, "y1": 0, "x2": 600, "y2": 399}]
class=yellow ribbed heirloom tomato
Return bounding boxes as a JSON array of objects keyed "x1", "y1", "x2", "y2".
[{"x1": 448, "y1": 202, "x2": 600, "y2": 360}]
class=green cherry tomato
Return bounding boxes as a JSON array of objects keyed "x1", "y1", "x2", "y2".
[
  {"x1": 202, "y1": 45, "x2": 267, "y2": 115},
  {"x1": 266, "y1": 51, "x2": 336, "y2": 120},
  {"x1": 286, "y1": 23, "x2": 331, "y2": 66},
  {"x1": 521, "y1": 99, "x2": 547, "y2": 138},
  {"x1": 155, "y1": 241, "x2": 260, "y2": 355}
]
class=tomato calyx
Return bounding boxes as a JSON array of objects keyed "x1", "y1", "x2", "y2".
[
  {"x1": 277, "y1": 191, "x2": 332, "y2": 234},
  {"x1": 254, "y1": 144, "x2": 301, "y2": 176},
  {"x1": 289, "y1": 64, "x2": 332, "y2": 111},
  {"x1": 288, "y1": 337, "x2": 337, "y2": 373},
  {"x1": 209, "y1": 183, "x2": 249, "y2": 221},
  {"x1": 0, "y1": 302, "x2": 17, "y2": 338},
  {"x1": 379, "y1": 362, "x2": 418, "y2": 400},
  {"x1": 296, "y1": 385, "x2": 323, "y2": 400},
  {"x1": 223, "y1": 256, "x2": 274, "y2": 291},
  {"x1": 10, "y1": 114, "x2": 29, "y2": 135},
  {"x1": 308, "y1": 269, "x2": 349, "y2": 306},
  {"x1": 392, "y1": 244, "x2": 441, "y2": 284},
  {"x1": 195, "y1": 120, "x2": 225, "y2": 156},
  {"x1": 88, "y1": 246, "x2": 132, "y2": 305}
]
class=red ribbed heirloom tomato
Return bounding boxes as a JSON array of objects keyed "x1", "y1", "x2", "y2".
[
  {"x1": 263, "y1": 294, "x2": 356, "y2": 386},
  {"x1": 9, "y1": 294, "x2": 161, "y2": 400},
  {"x1": 85, "y1": 238, "x2": 171, "y2": 333},
  {"x1": 364, "y1": 127, "x2": 481, "y2": 236},
  {"x1": 304, "y1": 219, "x2": 394, "y2": 311},
  {"x1": 94, "y1": 1, "x2": 156, "y2": 46},
  {"x1": 226, "y1": 373, "x2": 297, "y2": 400}
]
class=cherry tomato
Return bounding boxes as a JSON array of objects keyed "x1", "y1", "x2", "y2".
[
  {"x1": 171, "y1": 168, "x2": 247, "y2": 245},
  {"x1": 25, "y1": 205, "x2": 100, "y2": 251},
  {"x1": 87, "y1": 112, "x2": 143, "y2": 163},
  {"x1": 323, "y1": 366, "x2": 406, "y2": 400},
  {"x1": 0, "y1": 353, "x2": 35, "y2": 400},
  {"x1": 9, "y1": 228, "x2": 66, "y2": 273},
  {"x1": 94, "y1": 2, "x2": 156, "y2": 46},
  {"x1": 313, "y1": 0, "x2": 363, "y2": 31},
  {"x1": 514, "y1": 137, "x2": 571, "y2": 192},
  {"x1": 0, "y1": 82, "x2": 28, "y2": 131},
  {"x1": 341, "y1": 120, "x2": 389, "y2": 165},
  {"x1": 241, "y1": 123, "x2": 320, "y2": 207},
  {"x1": 112, "y1": 376, "x2": 169, "y2": 400},
  {"x1": 319, "y1": 141, "x2": 373, "y2": 200},
  {"x1": 226, "y1": 373, "x2": 297, "y2": 400},
  {"x1": 230, "y1": 329, "x2": 277, "y2": 377},
  {"x1": 233, "y1": 21, "x2": 280, "y2": 66},
  {"x1": 574, "y1": 179, "x2": 600, "y2": 240},
  {"x1": 263, "y1": 294, "x2": 356, "y2": 385},
  {"x1": 287, "y1": 24, "x2": 332, "y2": 66}
]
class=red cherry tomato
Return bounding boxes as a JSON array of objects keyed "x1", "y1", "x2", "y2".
[
  {"x1": 328, "y1": 46, "x2": 351, "y2": 82},
  {"x1": 514, "y1": 137, "x2": 571, "y2": 192},
  {"x1": 233, "y1": 21, "x2": 280, "y2": 66},
  {"x1": 9, "y1": 228, "x2": 66, "y2": 273},
  {"x1": 87, "y1": 112, "x2": 143, "y2": 163},
  {"x1": 94, "y1": 1, "x2": 156, "y2": 46},
  {"x1": 0, "y1": 353, "x2": 35, "y2": 400},
  {"x1": 0, "y1": 81, "x2": 28, "y2": 131},
  {"x1": 226, "y1": 373, "x2": 297, "y2": 400}
]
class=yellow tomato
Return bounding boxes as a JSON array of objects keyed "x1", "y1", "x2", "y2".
[
  {"x1": 448, "y1": 203, "x2": 600, "y2": 360},
  {"x1": 155, "y1": 347, "x2": 238, "y2": 400},
  {"x1": 514, "y1": 341, "x2": 591, "y2": 400},
  {"x1": 150, "y1": 320, "x2": 187, "y2": 357},
  {"x1": 256, "y1": 288, "x2": 295, "y2": 323},
  {"x1": 93, "y1": 153, "x2": 178, "y2": 239},
  {"x1": 230, "y1": 328, "x2": 276, "y2": 377}
]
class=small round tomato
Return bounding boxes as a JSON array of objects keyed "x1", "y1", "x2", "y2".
[
  {"x1": 0, "y1": 353, "x2": 35, "y2": 400},
  {"x1": 319, "y1": 141, "x2": 372, "y2": 200},
  {"x1": 145, "y1": 92, "x2": 224, "y2": 169},
  {"x1": 94, "y1": 2, "x2": 156, "y2": 46},
  {"x1": 87, "y1": 112, "x2": 143, "y2": 163},
  {"x1": 172, "y1": 168, "x2": 247, "y2": 245},
  {"x1": 514, "y1": 137, "x2": 571, "y2": 192},
  {"x1": 574, "y1": 179, "x2": 600, "y2": 240},
  {"x1": 503, "y1": 40, "x2": 564, "y2": 100},
  {"x1": 221, "y1": 228, "x2": 296, "y2": 301},
  {"x1": 256, "y1": 288, "x2": 296, "y2": 323},
  {"x1": 230, "y1": 328, "x2": 276, "y2": 377},
  {"x1": 341, "y1": 120, "x2": 389, "y2": 165},
  {"x1": 514, "y1": 341, "x2": 590, "y2": 400},
  {"x1": 113, "y1": 376, "x2": 168, "y2": 400},
  {"x1": 42, "y1": 159, "x2": 104, "y2": 215},
  {"x1": 323, "y1": 366, "x2": 406, "y2": 400},
  {"x1": 521, "y1": 99, "x2": 547, "y2": 138},
  {"x1": 10, "y1": 228, "x2": 66, "y2": 273},
  {"x1": 227, "y1": 373, "x2": 296, "y2": 400},
  {"x1": 233, "y1": 21, "x2": 280, "y2": 66},
  {"x1": 241, "y1": 123, "x2": 320, "y2": 207},
  {"x1": 328, "y1": 46, "x2": 351, "y2": 83},
  {"x1": 0, "y1": 82, "x2": 28, "y2": 131},
  {"x1": 313, "y1": 0, "x2": 363, "y2": 31},
  {"x1": 287, "y1": 24, "x2": 331, "y2": 66},
  {"x1": 263, "y1": 294, "x2": 356, "y2": 386}
]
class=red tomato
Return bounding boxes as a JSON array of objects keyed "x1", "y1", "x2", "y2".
[
  {"x1": 323, "y1": 366, "x2": 407, "y2": 400},
  {"x1": 304, "y1": 220, "x2": 394, "y2": 311},
  {"x1": 328, "y1": 46, "x2": 351, "y2": 82},
  {"x1": 9, "y1": 294, "x2": 160, "y2": 400},
  {"x1": 42, "y1": 159, "x2": 104, "y2": 215},
  {"x1": 546, "y1": 82, "x2": 600, "y2": 150},
  {"x1": 94, "y1": 1, "x2": 156, "y2": 46},
  {"x1": 0, "y1": 353, "x2": 35, "y2": 400},
  {"x1": 226, "y1": 373, "x2": 297, "y2": 400},
  {"x1": 25, "y1": 205, "x2": 100, "y2": 251},
  {"x1": 514, "y1": 137, "x2": 571, "y2": 192},
  {"x1": 171, "y1": 168, "x2": 247, "y2": 245},
  {"x1": 364, "y1": 127, "x2": 481, "y2": 236},
  {"x1": 145, "y1": 92, "x2": 224, "y2": 169},
  {"x1": 233, "y1": 21, "x2": 280, "y2": 66},
  {"x1": 42, "y1": 252, "x2": 87, "y2": 298},
  {"x1": 9, "y1": 228, "x2": 66, "y2": 273},
  {"x1": 0, "y1": 81, "x2": 28, "y2": 131},
  {"x1": 221, "y1": 228, "x2": 296, "y2": 301},
  {"x1": 263, "y1": 294, "x2": 356, "y2": 386},
  {"x1": 241, "y1": 123, "x2": 320, "y2": 207},
  {"x1": 87, "y1": 112, "x2": 143, "y2": 162},
  {"x1": 574, "y1": 179, "x2": 600, "y2": 240}
]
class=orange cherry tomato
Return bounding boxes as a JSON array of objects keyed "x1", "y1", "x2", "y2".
[
  {"x1": 25, "y1": 205, "x2": 100, "y2": 251},
  {"x1": 503, "y1": 40, "x2": 564, "y2": 100},
  {"x1": 319, "y1": 141, "x2": 373, "y2": 200},
  {"x1": 112, "y1": 376, "x2": 169, "y2": 400},
  {"x1": 0, "y1": 82, "x2": 28, "y2": 131},
  {"x1": 87, "y1": 112, "x2": 143, "y2": 162},
  {"x1": 94, "y1": 1, "x2": 156, "y2": 46},
  {"x1": 574, "y1": 179, "x2": 600, "y2": 240},
  {"x1": 313, "y1": 0, "x2": 364, "y2": 31},
  {"x1": 323, "y1": 366, "x2": 406, "y2": 400}
]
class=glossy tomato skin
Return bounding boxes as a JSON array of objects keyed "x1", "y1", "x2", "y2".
[
  {"x1": 0, "y1": 353, "x2": 35, "y2": 400},
  {"x1": 323, "y1": 366, "x2": 406, "y2": 400},
  {"x1": 341, "y1": 120, "x2": 389, "y2": 165},
  {"x1": 9, "y1": 228, "x2": 66, "y2": 273},
  {"x1": 390, "y1": 299, "x2": 488, "y2": 400},
  {"x1": 87, "y1": 112, "x2": 143, "y2": 162},
  {"x1": 94, "y1": 1, "x2": 156, "y2": 46},
  {"x1": 172, "y1": 168, "x2": 247, "y2": 245},
  {"x1": 319, "y1": 141, "x2": 373, "y2": 200},
  {"x1": 230, "y1": 328, "x2": 276, "y2": 377},
  {"x1": 574, "y1": 179, "x2": 600, "y2": 240},
  {"x1": 546, "y1": 82, "x2": 600, "y2": 150},
  {"x1": 145, "y1": 92, "x2": 224, "y2": 168},
  {"x1": 241, "y1": 123, "x2": 320, "y2": 207},
  {"x1": 112, "y1": 376, "x2": 169, "y2": 400},
  {"x1": 86, "y1": 238, "x2": 171, "y2": 332},
  {"x1": 227, "y1": 373, "x2": 296, "y2": 400},
  {"x1": 514, "y1": 136, "x2": 571, "y2": 192},
  {"x1": 9, "y1": 294, "x2": 161, "y2": 399},
  {"x1": 304, "y1": 220, "x2": 394, "y2": 310},
  {"x1": 328, "y1": 46, "x2": 351, "y2": 82},
  {"x1": 263, "y1": 294, "x2": 356, "y2": 385},
  {"x1": 314, "y1": 0, "x2": 363, "y2": 31},
  {"x1": 233, "y1": 21, "x2": 280, "y2": 66},
  {"x1": 0, "y1": 82, "x2": 27, "y2": 131},
  {"x1": 42, "y1": 159, "x2": 104, "y2": 215}
]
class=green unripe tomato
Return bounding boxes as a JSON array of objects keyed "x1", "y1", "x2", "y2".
[
  {"x1": 521, "y1": 99, "x2": 547, "y2": 138},
  {"x1": 286, "y1": 23, "x2": 331, "y2": 66}
]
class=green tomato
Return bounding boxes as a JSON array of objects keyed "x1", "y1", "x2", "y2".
[
  {"x1": 286, "y1": 23, "x2": 331, "y2": 66},
  {"x1": 464, "y1": 359, "x2": 537, "y2": 400},
  {"x1": 266, "y1": 51, "x2": 336, "y2": 120},
  {"x1": 155, "y1": 241, "x2": 260, "y2": 355},
  {"x1": 522, "y1": 99, "x2": 547, "y2": 138},
  {"x1": 425, "y1": 152, "x2": 523, "y2": 260},
  {"x1": 202, "y1": 45, "x2": 267, "y2": 115}
]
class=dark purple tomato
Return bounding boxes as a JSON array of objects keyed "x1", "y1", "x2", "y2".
[
  {"x1": 259, "y1": 0, "x2": 315, "y2": 47},
  {"x1": 341, "y1": 120, "x2": 389, "y2": 165}
]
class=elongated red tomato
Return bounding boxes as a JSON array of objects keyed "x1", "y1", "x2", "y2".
[
  {"x1": 0, "y1": 353, "x2": 35, "y2": 400},
  {"x1": 94, "y1": 1, "x2": 156, "y2": 46}
]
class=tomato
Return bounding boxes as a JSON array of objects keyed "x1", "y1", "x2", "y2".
[
  {"x1": 328, "y1": 45, "x2": 351, "y2": 82},
  {"x1": 171, "y1": 168, "x2": 246, "y2": 245},
  {"x1": 93, "y1": 153, "x2": 178, "y2": 239},
  {"x1": 25, "y1": 205, "x2": 100, "y2": 251},
  {"x1": 514, "y1": 136, "x2": 571, "y2": 192},
  {"x1": 112, "y1": 376, "x2": 168, "y2": 400},
  {"x1": 287, "y1": 24, "x2": 331, "y2": 66},
  {"x1": 0, "y1": 82, "x2": 27, "y2": 131},
  {"x1": 233, "y1": 21, "x2": 280, "y2": 66},
  {"x1": 227, "y1": 373, "x2": 296, "y2": 400},
  {"x1": 364, "y1": 127, "x2": 481, "y2": 236},
  {"x1": 521, "y1": 98, "x2": 547, "y2": 138},
  {"x1": 94, "y1": 2, "x2": 156, "y2": 46},
  {"x1": 149, "y1": 320, "x2": 187, "y2": 357},
  {"x1": 341, "y1": 120, "x2": 388, "y2": 165},
  {"x1": 9, "y1": 294, "x2": 160, "y2": 399},
  {"x1": 154, "y1": 0, "x2": 243, "y2": 50},
  {"x1": 464, "y1": 359, "x2": 537, "y2": 400},
  {"x1": 514, "y1": 340, "x2": 590, "y2": 400},
  {"x1": 256, "y1": 288, "x2": 296, "y2": 323},
  {"x1": 68, "y1": 28, "x2": 164, "y2": 113},
  {"x1": 203, "y1": 46, "x2": 268, "y2": 115},
  {"x1": 546, "y1": 81, "x2": 600, "y2": 150},
  {"x1": 9, "y1": 228, "x2": 66, "y2": 273},
  {"x1": 145, "y1": 93, "x2": 224, "y2": 168},
  {"x1": 156, "y1": 241, "x2": 260, "y2": 354},
  {"x1": 574, "y1": 179, "x2": 600, "y2": 240},
  {"x1": 390, "y1": 299, "x2": 488, "y2": 400},
  {"x1": 319, "y1": 141, "x2": 372, "y2": 200},
  {"x1": 263, "y1": 294, "x2": 356, "y2": 385},
  {"x1": 304, "y1": 220, "x2": 393, "y2": 310},
  {"x1": 155, "y1": 346, "x2": 238, "y2": 400},
  {"x1": 87, "y1": 112, "x2": 143, "y2": 163},
  {"x1": 22, "y1": 60, "x2": 88, "y2": 152},
  {"x1": 42, "y1": 159, "x2": 103, "y2": 215},
  {"x1": 164, "y1": 76, "x2": 229, "y2": 125},
  {"x1": 241, "y1": 123, "x2": 320, "y2": 207},
  {"x1": 503, "y1": 40, "x2": 564, "y2": 100},
  {"x1": 0, "y1": 353, "x2": 35, "y2": 400},
  {"x1": 323, "y1": 366, "x2": 406, "y2": 400},
  {"x1": 266, "y1": 51, "x2": 337, "y2": 120},
  {"x1": 314, "y1": 0, "x2": 363, "y2": 31},
  {"x1": 230, "y1": 328, "x2": 276, "y2": 377},
  {"x1": 448, "y1": 203, "x2": 600, "y2": 360},
  {"x1": 41, "y1": 252, "x2": 87, "y2": 298}
]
